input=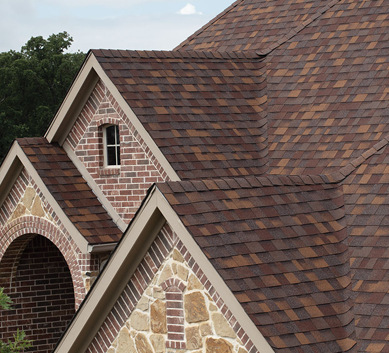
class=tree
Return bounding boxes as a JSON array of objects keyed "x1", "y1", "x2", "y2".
[
  {"x1": 0, "y1": 288, "x2": 32, "y2": 353},
  {"x1": 0, "y1": 32, "x2": 85, "y2": 161}
]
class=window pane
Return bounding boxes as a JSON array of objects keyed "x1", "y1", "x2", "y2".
[
  {"x1": 107, "y1": 146, "x2": 116, "y2": 165},
  {"x1": 106, "y1": 125, "x2": 116, "y2": 145}
]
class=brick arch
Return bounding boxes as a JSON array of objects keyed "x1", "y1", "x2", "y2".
[
  {"x1": 95, "y1": 117, "x2": 121, "y2": 127},
  {"x1": 0, "y1": 215, "x2": 85, "y2": 305},
  {"x1": 0, "y1": 233, "x2": 76, "y2": 353}
]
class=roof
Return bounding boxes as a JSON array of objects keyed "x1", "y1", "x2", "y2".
[
  {"x1": 18, "y1": 138, "x2": 122, "y2": 244},
  {"x1": 177, "y1": 0, "x2": 389, "y2": 175},
  {"x1": 176, "y1": 0, "x2": 331, "y2": 53},
  {"x1": 91, "y1": 49, "x2": 268, "y2": 180},
  {"x1": 158, "y1": 176, "x2": 355, "y2": 352}
]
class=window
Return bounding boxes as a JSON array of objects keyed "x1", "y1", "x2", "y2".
[{"x1": 104, "y1": 125, "x2": 120, "y2": 166}]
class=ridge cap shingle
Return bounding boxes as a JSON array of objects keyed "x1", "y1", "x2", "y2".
[{"x1": 92, "y1": 48, "x2": 262, "y2": 61}]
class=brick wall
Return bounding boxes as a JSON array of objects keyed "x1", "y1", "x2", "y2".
[
  {"x1": 0, "y1": 235, "x2": 75, "y2": 353},
  {"x1": 66, "y1": 80, "x2": 168, "y2": 224}
]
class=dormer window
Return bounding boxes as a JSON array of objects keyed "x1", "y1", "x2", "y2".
[{"x1": 104, "y1": 125, "x2": 120, "y2": 166}]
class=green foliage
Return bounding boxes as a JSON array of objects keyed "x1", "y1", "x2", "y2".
[
  {"x1": 0, "y1": 32, "x2": 85, "y2": 161},
  {"x1": 0, "y1": 287, "x2": 12, "y2": 310},
  {"x1": 0, "y1": 288, "x2": 32, "y2": 353},
  {"x1": 0, "y1": 330, "x2": 32, "y2": 353}
]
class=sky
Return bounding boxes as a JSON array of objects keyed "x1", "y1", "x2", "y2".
[{"x1": 0, "y1": 0, "x2": 233, "y2": 53}]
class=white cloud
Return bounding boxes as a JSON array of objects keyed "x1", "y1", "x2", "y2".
[{"x1": 177, "y1": 3, "x2": 202, "y2": 15}]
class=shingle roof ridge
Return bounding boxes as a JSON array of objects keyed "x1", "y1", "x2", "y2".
[
  {"x1": 173, "y1": 0, "x2": 341, "y2": 56},
  {"x1": 159, "y1": 174, "x2": 336, "y2": 193},
  {"x1": 325, "y1": 134, "x2": 389, "y2": 183},
  {"x1": 17, "y1": 136, "x2": 48, "y2": 146},
  {"x1": 174, "y1": 0, "x2": 244, "y2": 51},
  {"x1": 91, "y1": 48, "x2": 261, "y2": 61},
  {"x1": 257, "y1": 0, "x2": 341, "y2": 55}
]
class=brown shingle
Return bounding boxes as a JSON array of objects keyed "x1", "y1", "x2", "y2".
[
  {"x1": 92, "y1": 50, "x2": 268, "y2": 180},
  {"x1": 158, "y1": 175, "x2": 354, "y2": 351}
]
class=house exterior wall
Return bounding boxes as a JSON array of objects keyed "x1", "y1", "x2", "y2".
[
  {"x1": 65, "y1": 80, "x2": 168, "y2": 224},
  {"x1": 86, "y1": 223, "x2": 257, "y2": 353},
  {"x1": 0, "y1": 169, "x2": 100, "y2": 351}
]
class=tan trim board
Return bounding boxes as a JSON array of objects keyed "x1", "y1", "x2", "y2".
[
  {"x1": 45, "y1": 52, "x2": 100, "y2": 145},
  {"x1": 63, "y1": 141, "x2": 127, "y2": 232},
  {"x1": 0, "y1": 142, "x2": 23, "y2": 207}
]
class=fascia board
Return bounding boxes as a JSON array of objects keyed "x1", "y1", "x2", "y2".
[
  {"x1": 12, "y1": 142, "x2": 90, "y2": 253},
  {"x1": 45, "y1": 52, "x2": 100, "y2": 145},
  {"x1": 53, "y1": 185, "x2": 275, "y2": 353},
  {"x1": 63, "y1": 141, "x2": 127, "y2": 232},
  {"x1": 0, "y1": 141, "x2": 23, "y2": 207},
  {"x1": 87, "y1": 54, "x2": 180, "y2": 182}
]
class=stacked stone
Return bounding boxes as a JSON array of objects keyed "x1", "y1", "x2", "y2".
[{"x1": 108, "y1": 248, "x2": 249, "y2": 353}]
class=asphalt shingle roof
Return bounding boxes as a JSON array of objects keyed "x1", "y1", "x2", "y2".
[
  {"x1": 92, "y1": 50, "x2": 269, "y2": 180},
  {"x1": 158, "y1": 176, "x2": 355, "y2": 352},
  {"x1": 178, "y1": 0, "x2": 389, "y2": 175}
]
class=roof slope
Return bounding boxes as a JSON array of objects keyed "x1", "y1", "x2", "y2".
[
  {"x1": 177, "y1": 0, "x2": 389, "y2": 175},
  {"x1": 177, "y1": 0, "x2": 329, "y2": 52},
  {"x1": 92, "y1": 50, "x2": 268, "y2": 180},
  {"x1": 158, "y1": 176, "x2": 356, "y2": 352},
  {"x1": 18, "y1": 138, "x2": 122, "y2": 244}
]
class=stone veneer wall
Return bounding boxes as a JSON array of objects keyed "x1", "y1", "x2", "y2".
[
  {"x1": 66, "y1": 80, "x2": 167, "y2": 224},
  {"x1": 86, "y1": 223, "x2": 258, "y2": 353}
]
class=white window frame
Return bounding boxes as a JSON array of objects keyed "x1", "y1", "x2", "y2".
[{"x1": 103, "y1": 124, "x2": 120, "y2": 167}]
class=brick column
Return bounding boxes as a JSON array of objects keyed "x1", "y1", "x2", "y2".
[{"x1": 161, "y1": 277, "x2": 186, "y2": 349}]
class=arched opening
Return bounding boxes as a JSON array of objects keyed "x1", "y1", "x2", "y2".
[{"x1": 0, "y1": 234, "x2": 75, "y2": 353}]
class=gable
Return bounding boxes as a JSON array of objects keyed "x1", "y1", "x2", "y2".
[
  {"x1": 88, "y1": 223, "x2": 257, "y2": 353},
  {"x1": 52, "y1": 185, "x2": 273, "y2": 353},
  {"x1": 64, "y1": 79, "x2": 169, "y2": 224}
]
